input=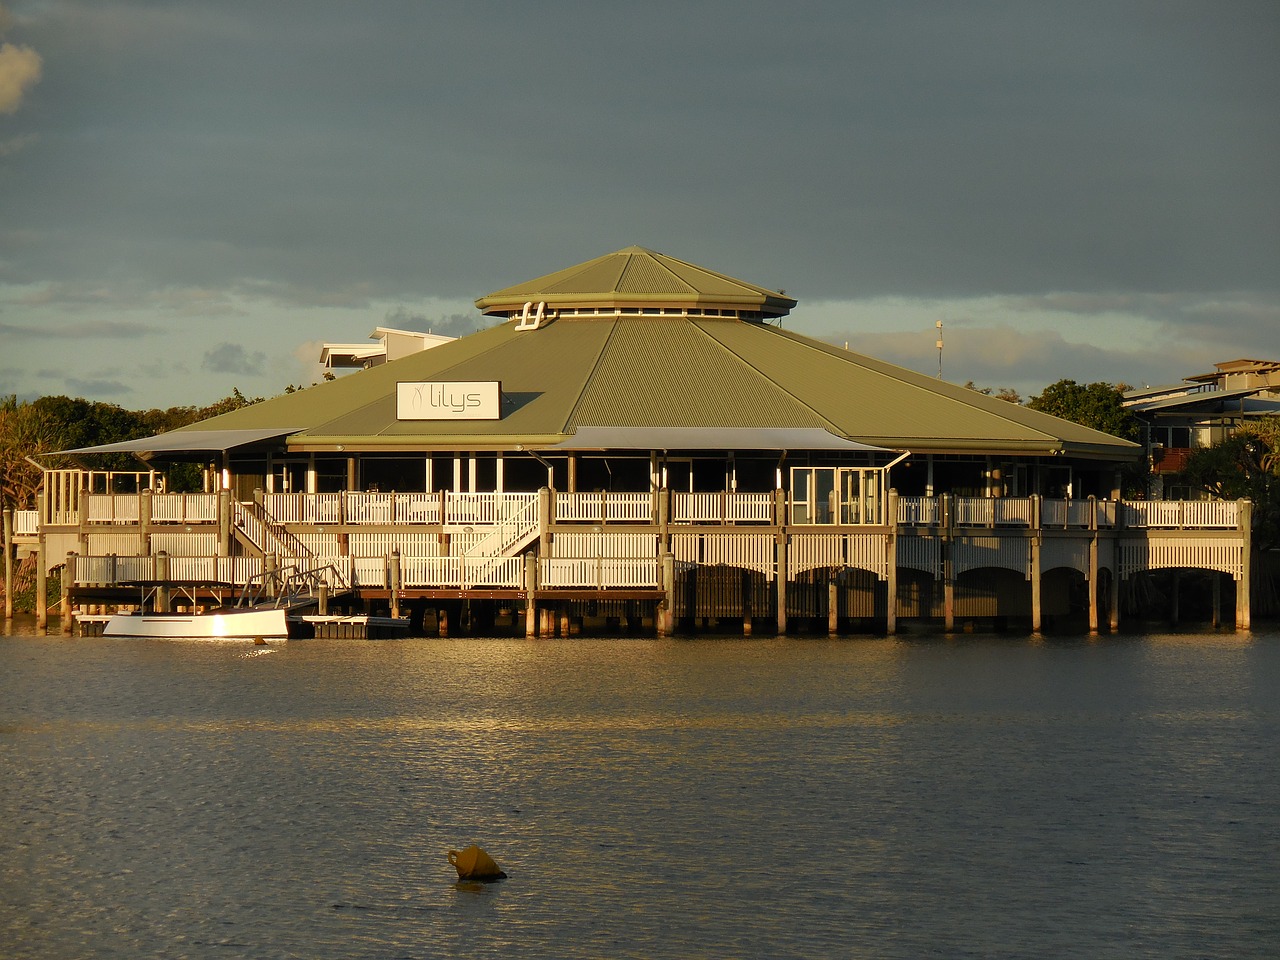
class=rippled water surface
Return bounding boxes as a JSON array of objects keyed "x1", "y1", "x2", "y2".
[{"x1": 2, "y1": 626, "x2": 1277, "y2": 959}]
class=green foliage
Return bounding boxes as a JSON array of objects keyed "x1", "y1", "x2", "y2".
[
  {"x1": 1028, "y1": 379, "x2": 1140, "y2": 442},
  {"x1": 1179, "y1": 424, "x2": 1280, "y2": 550},
  {"x1": 0, "y1": 388, "x2": 265, "y2": 507}
]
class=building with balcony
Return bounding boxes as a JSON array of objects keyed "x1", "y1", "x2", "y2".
[{"x1": 16, "y1": 247, "x2": 1257, "y2": 635}]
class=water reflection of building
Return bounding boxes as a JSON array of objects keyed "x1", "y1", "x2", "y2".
[{"x1": 20, "y1": 247, "x2": 1256, "y2": 634}]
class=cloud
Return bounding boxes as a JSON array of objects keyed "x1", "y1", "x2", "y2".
[
  {"x1": 383, "y1": 306, "x2": 493, "y2": 339},
  {"x1": 202, "y1": 343, "x2": 266, "y2": 376},
  {"x1": 0, "y1": 42, "x2": 41, "y2": 114},
  {"x1": 0, "y1": 131, "x2": 36, "y2": 157},
  {"x1": 0, "y1": 318, "x2": 154, "y2": 339},
  {"x1": 64, "y1": 377, "x2": 131, "y2": 398}
]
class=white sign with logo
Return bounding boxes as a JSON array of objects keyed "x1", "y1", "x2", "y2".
[{"x1": 397, "y1": 381, "x2": 501, "y2": 420}]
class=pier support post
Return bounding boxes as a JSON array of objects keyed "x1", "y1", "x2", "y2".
[
  {"x1": 828, "y1": 575, "x2": 839, "y2": 638},
  {"x1": 1237, "y1": 499, "x2": 1252, "y2": 631},
  {"x1": 156, "y1": 551, "x2": 171, "y2": 613},
  {"x1": 886, "y1": 489, "x2": 898, "y2": 636},
  {"x1": 1031, "y1": 535, "x2": 1042, "y2": 635},
  {"x1": 941, "y1": 494, "x2": 955, "y2": 632},
  {"x1": 1088, "y1": 536, "x2": 1100, "y2": 634},
  {"x1": 775, "y1": 533, "x2": 788, "y2": 637},
  {"x1": 389, "y1": 550, "x2": 401, "y2": 620},
  {"x1": 1170, "y1": 570, "x2": 1180, "y2": 628},
  {"x1": 35, "y1": 544, "x2": 47, "y2": 632},
  {"x1": 317, "y1": 581, "x2": 329, "y2": 616},
  {"x1": 539, "y1": 605, "x2": 552, "y2": 638},
  {"x1": 62, "y1": 552, "x2": 76, "y2": 635},
  {"x1": 524, "y1": 553, "x2": 538, "y2": 638},
  {"x1": 3, "y1": 508, "x2": 12, "y2": 622},
  {"x1": 658, "y1": 552, "x2": 674, "y2": 637}
]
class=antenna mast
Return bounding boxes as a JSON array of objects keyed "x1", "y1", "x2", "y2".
[{"x1": 935, "y1": 320, "x2": 944, "y2": 378}]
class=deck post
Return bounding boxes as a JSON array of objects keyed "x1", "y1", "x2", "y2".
[
  {"x1": 217, "y1": 488, "x2": 232, "y2": 556},
  {"x1": 775, "y1": 533, "x2": 788, "y2": 636},
  {"x1": 828, "y1": 575, "x2": 839, "y2": 637},
  {"x1": 1238, "y1": 499, "x2": 1252, "y2": 630},
  {"x1": 524, "y1": 553, "x2": 537, "y2": 639},
  {"x1": 659, "y1": 551, "x2": 675, "y2": 637},
  {"x1": 156, "y1": 551, "x2": 171, "y2": 613},
  {"x1": 389, "y1": 550, "x2": 401, "y2": 619},
  {"x1": 1030, "y1": 533, "x2": 1042, "y2": 635},
  {"x1": 35, "y1": 544, "x2": 46, "y2": 632},
  {"x1": 140, "y1": 488, "x2": 153, "y2": 556},
  {"x1": 538, "y1": 487, "x2": 552, "y2": 556},
  {"x1": 886, "y1": 489, "x2": 899, "y2": 636},
  {"x1": 1088, "y1": 534, "x2": 1100, "y2": 634},
  {"x1": 941, "y1": 494, "x2": 955, "y2": 632},
  {"x1": 3, "y1": 508, "x2": 13, "y2": 621},
  {"x1": 317, "y1": 581, "x2": 329, "y2": 616},
  {"x1": 61, "y1": 552, "x2": 76, "y2": 635}
]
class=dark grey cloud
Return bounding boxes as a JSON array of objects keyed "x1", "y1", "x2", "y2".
[
  {"x1": 5, "y1": 0, "x2": 1275, "y2": 306},
  {"x1": 0, "y1": 317, "x2": 153, "y2": 338},
  {"x1": 63, "y1": 377, "x2": 131, "y2": 398},
  {"x1": 202, "y1": 342, "x2": 265, "y2": 376},
  {"x1": 1, "y1": 0, "x2": 1276, "y2": 409}
]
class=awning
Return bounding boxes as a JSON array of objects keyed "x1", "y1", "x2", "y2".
[
  {"x1": 550, "y1": 426, "x2": 894, "y2": 453},
  {"x1": 52, "y1": 427, "x2": 303, "y2": 457}
]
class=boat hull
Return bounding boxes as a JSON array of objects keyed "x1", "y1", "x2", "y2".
[{"x1": 104, "y1": 608, "x2": 291, "y2": 639}]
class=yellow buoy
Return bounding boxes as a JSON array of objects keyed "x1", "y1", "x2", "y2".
[{"x1": 448, "y1": 845, "x2": 507, "y2": 881}]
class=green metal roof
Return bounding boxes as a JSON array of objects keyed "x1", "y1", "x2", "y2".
[
  {"x1": 474, "y1": 246, "x2": 797, "y2": 319},
  {"x1": 185, "y1": 311, "x2": 1139, "y2": 460}
]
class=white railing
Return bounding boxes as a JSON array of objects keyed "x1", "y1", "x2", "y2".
[
  {"x1": 400, "y1": 556, "x2": 523, "y2": 589},
  {"x1": 1122, "y1": 500, "x2": 1238, "y2": 529},
  {"x1": 85, "y1": 494, "x2": 140, "y2": 523},
  {"x1": 555, "y1": 491, "x2": 655, "y2": 523},
  {"x1": 540, "y1": 557, "x2": 659, "y2": 589},
  {"x1": 671, "y1": 492, "x2": 773, "y2": 524},
  {"x1": 465, "y1": 495, "x2": 541, "y2": 558},
  {"x1": 896, "y1": 496, "x2": 939, "y2": 525},
  {"x1": 150, "y1": 493, "x2": 217, "y2": 523},
  {"x1": 263, "y1": 493, "x2": 344, "y2": 524},
  {"x1": 14, "y1": 510, "x2": 39, "y2": 536}
]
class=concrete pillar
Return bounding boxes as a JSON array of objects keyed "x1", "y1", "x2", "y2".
[
  {"x1": 557, "y1": 605, "x2": 569, "y2": 638},
  {"x1": 539, "y1": 605, "x2": 553, "y2": 638}
]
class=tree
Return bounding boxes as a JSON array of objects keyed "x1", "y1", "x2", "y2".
[
  {"x1": 1028, "y1": 380, "x2": 1140, "y2": 441},
  {"x1": 963, "y1": 381, "x2": 1022, "y2": 404},
  {"x1": 1179, "y1": 422, "x2": 1279, "y2": 551}
]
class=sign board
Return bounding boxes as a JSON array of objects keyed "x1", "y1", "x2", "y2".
[{"x1": 397, "y1": 381, "x2": 501, "y2": 421}]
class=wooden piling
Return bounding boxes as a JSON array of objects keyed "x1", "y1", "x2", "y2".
[{"x1": 2, "y1": 508, "x2": 12, "y2": 622}]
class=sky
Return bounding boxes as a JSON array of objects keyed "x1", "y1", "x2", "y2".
[{"x1": 1, "y1": 0, "x2": 1277, "y2": 411}]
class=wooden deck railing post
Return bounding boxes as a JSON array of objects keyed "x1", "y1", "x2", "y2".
[
  {"x1": 140, "y1": 488, "x2": 153, "y2": 557},
  {"x1": 941, "y1": 493, "x2": 955, "y2": 632},
  {"x1": 62, "y1": 551, "x2": 76, "y2": 635},
  {"x1": 524, "y1": 553, "x2": 538, "y2": 638}
]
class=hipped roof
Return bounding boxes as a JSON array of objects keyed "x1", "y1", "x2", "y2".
[{"x1": 174, "y1": 314, "x2": 1139, "y2": 460}]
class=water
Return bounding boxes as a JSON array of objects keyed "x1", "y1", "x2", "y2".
[{"x1": 2, "y1": 625, "x2": 1277, "y2": 959}]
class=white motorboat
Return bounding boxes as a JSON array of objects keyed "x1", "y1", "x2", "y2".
[{"x1": 103, "y1": 606, "x2": 291, "y2": 639}]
